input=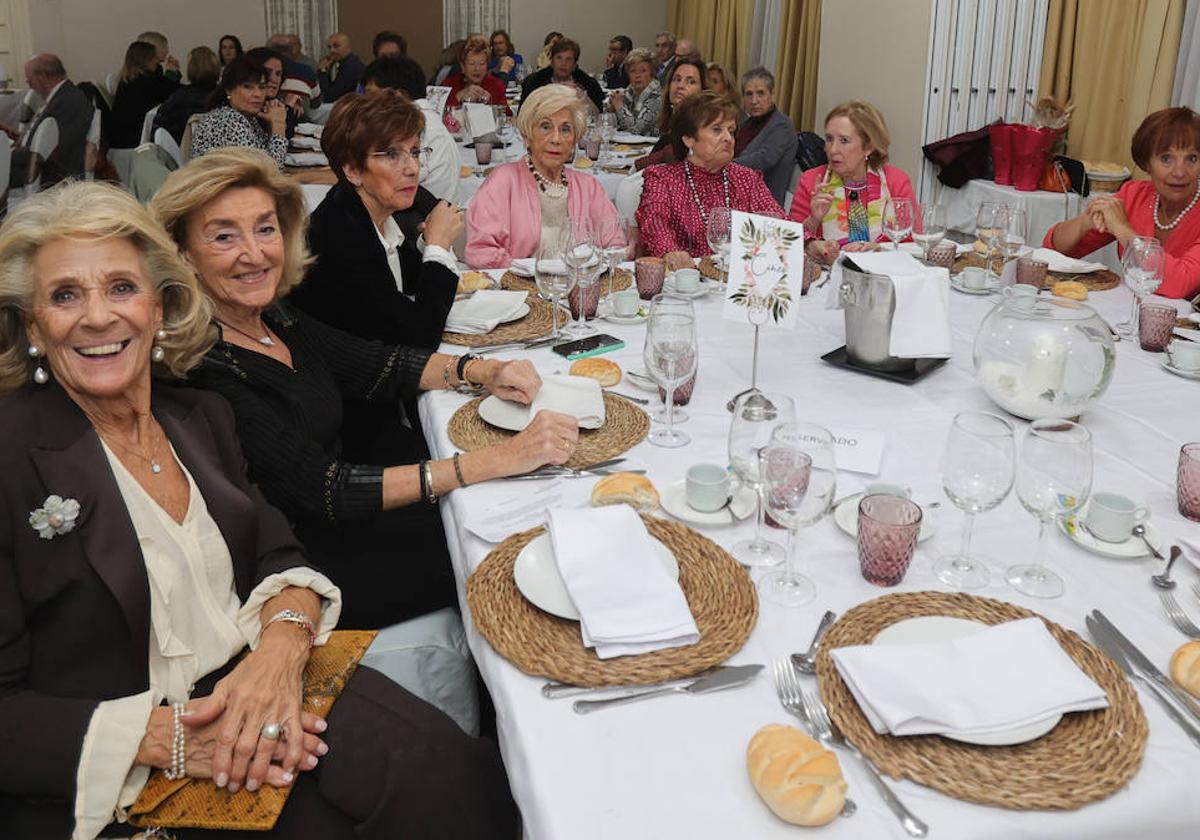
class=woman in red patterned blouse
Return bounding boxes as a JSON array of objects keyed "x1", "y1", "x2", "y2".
[{"x1": 636, "y1": 91, "x2": 783, "y2": 257}]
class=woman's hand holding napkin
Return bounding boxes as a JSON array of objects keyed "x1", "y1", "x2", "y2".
[{"x1": 529, "y1": 375, "x2": 606, "y2": 429}]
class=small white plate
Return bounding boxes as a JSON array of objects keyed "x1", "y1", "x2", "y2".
[
  {"x1": 1173, "y1": 326, "x2": 1200, "y2": 343},
  {"x1": 603, "y1": 310, "x2": 648, "y2": 326},
  {"x1": 513, "y1": 533, "x2": 679, "y2": 620},
  {"x1": 1161, "y1": 360, "x2": 1200, "y2": 381},
  {"x1": 624, "y1": 370, "x2": 658, "y2": 392},
  {"x1": 477, "y1": 395, "x2": 533, "y2": 431},
  {"x1": 1058, "y1": 511, "x2": 1165, "y2": 559},
  {"x1": 872, "y1": 616, "x2": 1063, "y2": 746},
  {"x1": 833, "y1": 494, "x2": 938, "y2": 543},
  {"x1": 949, "y1": 275, "x2": 998, "y2": 296},
  {"x1": 659, "y1": 479, "x2": 756, "y2": 527}
]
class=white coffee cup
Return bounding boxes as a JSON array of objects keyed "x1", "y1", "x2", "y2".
[
  {"x1": 1085, "y1": 491, "x2": 1150, "y2": 543},
  {"x1": 1166, "y1": 339, "x2": 1200, "y2": 371},
  {"x1": 611, "y1": 289, "x2": 640, "y2": 317},
  {"x1": 672, "y1": 268, "x2": 701, "y2": 293},
  {"x1": 1001, "y1": 283, "x2": 1037, "y2": 299},
  {"x1": 686, "y1": 463, "x2": 730, "y2": 512},
  {"x1": 959, "y1": 266, "x2": 988, "y2": 290}
]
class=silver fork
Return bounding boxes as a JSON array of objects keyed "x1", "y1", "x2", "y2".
[
  {"x1": 800, "y1": 690, "x2": 929, "y2": 837},
  {"x1": 1160, "y1": 591, "x2": 1200, "y2": 638},
  {"x1": 771, "y1": 661, "x2": 856, "y2": 817}
]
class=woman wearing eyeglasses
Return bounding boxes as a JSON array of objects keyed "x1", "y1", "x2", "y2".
[
  {"x1": 190, "y1": 54, "x2": 288, "y2": 167},
  {"x1": 466, "y1": 84, "x2": 623, "y2": 268}
]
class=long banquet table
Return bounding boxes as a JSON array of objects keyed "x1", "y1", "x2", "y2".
[{"x1": 419, "y1": 268, "x2": 1200, "y2": 839}]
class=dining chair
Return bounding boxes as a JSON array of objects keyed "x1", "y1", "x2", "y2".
[{"x1": 140, "y1": 105, "x2": 160, "y2": 145}]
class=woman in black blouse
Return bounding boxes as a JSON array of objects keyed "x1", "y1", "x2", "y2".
[
  {"x1": 153, "y1": 45, "x2": 221, "y2": 143},
  {"x1": 152, "y1": 148, "x2": 580, "y2": 628},
  {"x1": 191, "y1": 54, "x2": 289, "y2": 167},
  {"x1": 108, "y1": 39, "x2": 178, "y2": 148}
]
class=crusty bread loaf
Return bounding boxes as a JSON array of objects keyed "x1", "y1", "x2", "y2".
[
  {"x1": 663, "y1": 250, "x2": 694, "y2": 273},
  {"x1": 1171, "y1": 641, "x2": 1200, "y2": 698},
  {"x1": 570, "y1": 358, "x2": 621, "y2": 387},
  {"x1": 591, "y1": 472, "x2": 659, "y2": 511},
  {"x1": 747, "y1": 724, "x2": 847, "y2": 827},
  {"x1": 457, "y1": 271, "x2": 493, "y2": 293},
  {"x1": 1051, "y1": 280, "x2": 1088, "y2": 301}
]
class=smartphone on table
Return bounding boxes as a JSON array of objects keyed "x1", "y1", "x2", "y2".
[{"x1": 551, "y1": 334, "x2": 625, "y2": 361}]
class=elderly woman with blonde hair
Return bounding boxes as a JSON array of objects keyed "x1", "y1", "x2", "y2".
[
  {"x1": 0, "y1": 181, "x2": 517, "y2": 838},
  {"x1": 607, "y1": 47, "x2": 662, "y2": 136},
  {"x1": 467, "y1": 84, "x2": 624, "y2": 267}
]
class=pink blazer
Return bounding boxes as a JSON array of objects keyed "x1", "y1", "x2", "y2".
[{"x1": 466, "y1": 161, "x2": 623, "y2": 268}]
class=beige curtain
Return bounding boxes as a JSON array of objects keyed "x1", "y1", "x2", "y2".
[
  {"x1": 1039, "y1": 0, "x2": 1187, "y2": 172},
  {"x1": 668, "y1": 0, "x2": 755, "y2": 78},
  {"x1": 775, "y1": 0, "x2": 822, "y2": 132}
]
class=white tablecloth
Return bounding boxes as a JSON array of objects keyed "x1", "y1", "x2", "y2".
[{"x1": 419, "y1": 271, "x2": 1200, "y2": 839}]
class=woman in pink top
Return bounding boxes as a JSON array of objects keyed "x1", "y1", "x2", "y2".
[
  {"x1": 1045, "y1": 107, "x2": 1200, "y2": 300},
  {"x1": 788, "y1": 100, "x2": 920, "y2": 265},
  {"x1": 466, "y1": 84, "x2": 622, "y2": 268}
]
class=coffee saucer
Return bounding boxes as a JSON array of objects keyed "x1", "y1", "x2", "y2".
[
  {"x1": 1059, "y1": 511, "x2": 1165, "y2": 559},
  {"x1": 832, "y1": 494, "x2": 938, "y2": 542},
  {"x1": 949, "y1": 275, "x2": 999, "y2": 296},
  {"x1": 603, "y1": 310, "x2": 648, "y2": 326},
  {"x1": 659, "y1": 479, "x2": 756, "y2": 526},
  {"x1": 1161, "y1": 360, "x2": 1200, "y2": 381}
]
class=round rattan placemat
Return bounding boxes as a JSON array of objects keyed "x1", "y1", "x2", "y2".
[
  {"x1": 953, "y1": 253, "x2": 1120, "y2": 291},
  {"x1": 500, "y1": 268, "x2": 633, "y2": 294},
  {"x1": 814, "y1": 591, "x2": 1147, "y2": 810},
  {"x1": 442, "y1": 293, "x2": 560, "y2": 347},
  {"x1": 466, "y1": 515, "x2": 757, "y2": 685},
  {"x1": 448, "y1": 392, "x2": 649, "y2": 468}
]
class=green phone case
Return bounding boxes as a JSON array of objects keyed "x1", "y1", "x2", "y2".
[{"x1": 565, "y1": 339, "x2": 626, "y2": 361}]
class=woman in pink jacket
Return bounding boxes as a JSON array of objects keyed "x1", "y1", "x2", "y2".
[{"x1": 467, "y1": 84, "x2": 622, "y2": 268}]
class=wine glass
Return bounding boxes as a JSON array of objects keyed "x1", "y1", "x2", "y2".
[
  {"x1": 1115, "y1": 236, "x2": 1165, "y2": 336},
  {"x1": 534, "y1": 235, "x2": 575, "y2": 339},
  {"x1": 705, "y1": 207, "x2": 733, "y2": 275},
  {"x1": 913, "y1": 204, "x2": 946, "y2": 259},
  {"x1": 728, "y1": 391, "x2": 797, "y2": 567},
  {"x1": 1007, "y1": 419, "x2": 1093, "y2": 599},
  {"x1": 882, "y1": 197, "x2": 914, "y2": 250},
  {"x1": 598, "y1": 112, "x2": 617, "y2": 166},
  {"x1": 1000, "y1": 206, "x2": 1028, "y2": 262},
  {"x1": 933, "y1": 411, "x2": 1015, "y2": 590},
  {"x1": 976, "y1": 201, "x2": 1004, "y2": 281},
  {"x1": 563, "y1": 217, "x2": 601, "y2": 337},
  {"x1": 643, "y1": 297, "x2": 698, "y2": 448},
  {"x1": 759, "y1": 421, "x2": 837, "y2": 607},
  {"x1": 593, "y1": 215, "x2": 629, "y2": 317}
]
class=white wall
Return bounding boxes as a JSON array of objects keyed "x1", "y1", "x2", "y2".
[
  {"x1": 814, "y1": 0, "x2": 933, "y2": 179},
  {"x1": 509, "y1": 0, "x2": 668, "y2": 76},
  {"x1": 27, "y1": 0, "x2": 267, "y2": 85}
]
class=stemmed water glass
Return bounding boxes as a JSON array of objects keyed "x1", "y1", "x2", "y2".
[
  {"x1": 1116, "y1": 236, "x2": 1165, "y2": 336},
  {"x1": 597, "y1": 112, "x2": 617, "y2": 166},
  {"x1": 593, "y1": 215, "x2": 629, "y2": 317},
  {"x1": 728, "y1": 392, "x2": 796, "y2": 567},
  {"x1": 1007, "y1": 419, "x2": 1093, "y2": 599},
  {"x1": 1000, "y1": 206, "x2": 1028, "y2": 263},
  {"x1": 913, "y1": 204, "x2": 946, "y2": 259},
  {"x1": 882, "y1": 197, "x2": 914, "y2": 250},
  {"x1": 933, "y1": 411, "x2": 1015, "y2": 590},
  {"x1": 976, "y1": 201, "x2": 1004, "y2": 281},
  {"x1": 643, "y1": 296, "x2": 698, "y2": 448},
  {"x1": 534, "y1": 234, "x2": 576, "y2": 339},
  {"x1": 563, "y1": 217, "x2": 601, "y2": 337},
  {"x1": 705, "y1": 206, "x2": 733, "y2": 275},
  {"x1": 758, "y1": 421, "x2": 837, "y2": 607}
]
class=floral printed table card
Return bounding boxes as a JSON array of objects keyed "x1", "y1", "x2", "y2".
[{"x1": 723, "y1": 211, "x2": 804, "y2": 330}]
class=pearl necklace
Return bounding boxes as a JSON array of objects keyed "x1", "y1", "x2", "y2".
[
  {"x1": 526, "y1": 155, "x2": 568, "y2": 198},
  {"x1": 1153, "y1": 181, "x2": 1200, "y2": 231},
  {"x1": 216, "y1": 317, "x2": 275, "y2": 347},
  {"x1": 684, "y1": 159, "x2": 731, "y2": 223}
]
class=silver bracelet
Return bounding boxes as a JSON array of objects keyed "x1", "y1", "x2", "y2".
[
  {"x1": 422, "y1": 460, "x2": 439, "y2": 504},
  {"x1": 164, "y1": 701, "x2": 186, "y2": 780},
  {"x1": 261, "y1": 609, "x2": 316, "y2": 648}
]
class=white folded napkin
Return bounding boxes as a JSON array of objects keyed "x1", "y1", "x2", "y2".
[
  {"x1": 529, "y1": 375, "x2": 606, "y2": 429},
  {"x1": 613, "y1": 131, "x2": 658, "y2": 144},
  {"x1": 835, "y1": 251, "x2": 952, "y2": 358},
  {"x1": 831, "y1": 617, "x2": 1109, "y2": 737},
  {"x1": 289, "y1": 135, "x2": 322, "y2": 150},
  {"x1": 294, "y1": 122, "x2": 323, "y2": 137},
  {"x1": 548, "y1": 506, "x2": 700, "y2": 659},
  {"x1": 284, "y1": 151, "x2": 329, "y2": 167},
  {"x1": 444, "y1": 289, "x2": 528, "y2": 334},
  {"x1": 1030, "y1": 247, "x2": 1105, "y2": 274},
  {"x1": 510, "y1": 258, "x2": 535, "y2": 277}
]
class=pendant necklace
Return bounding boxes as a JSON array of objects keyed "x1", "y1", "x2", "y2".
[{"x1": 216, "y1": 317, "x2": 275, "y2": 347}]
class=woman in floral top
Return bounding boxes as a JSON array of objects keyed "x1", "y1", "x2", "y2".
[{"x1": 191, "y1": 54, "x2": 288, "y2": 168}]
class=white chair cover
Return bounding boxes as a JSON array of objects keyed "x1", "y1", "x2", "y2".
[
  {"x1": 614, "y1": 170, "x2": 644, "y2": 226},
  {"x1": 84, "y1": 110, "x2": 101, "y2": 180},
  {"x1": 140, "y1": 105, "x2": 158, "y2": 144},
  {"x1": 153, "y1": 127, "x2": 182, "y2": 168}
]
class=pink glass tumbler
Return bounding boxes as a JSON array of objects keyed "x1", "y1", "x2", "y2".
[
  {"x1": 857, "y1": 494, "x2": 923, "y2": 586},
  {"x1": 1179, "y1": 443, "x2": 1200, "y2": 522}
]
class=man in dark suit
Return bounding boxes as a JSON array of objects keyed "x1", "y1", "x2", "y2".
[
  {"x1": 519, "y1": 37, "x2": 604, "y2": 112},
  {"x1": 318, "y1": 31, "x2": 365, "y2": 103},
  {"x1": 603, "y1": 35, "x2": 632, "y2": 90},
  {"x1": 4, "y1": 54, "x2": 93, "y2": 188},
  {"x1": 653, "y1": 31, "x2": 677, "y2": 86}
]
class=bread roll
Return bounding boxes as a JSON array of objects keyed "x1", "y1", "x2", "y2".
[
  {"x1": 570, "y1": 358, "x2": 621, "y2": 387},
  {"x1": 1171, "y1": 641, "x2": 1200, "y2": 698},
  {"x1": 457, "y1": 271, "x2": 492, "y2": 293},
  {"x1": 590, "y1": 472, "x2": 659, "y2": 511},
  {"x1": 663, "y1": 250, "x2": 694, "y2": 273},
  {"x1": 1051, "y1": 280, "x2": 1088, "y2": 301},
  {"x1": 747, "y1": 724, "x2": 847, "y2": 827}
]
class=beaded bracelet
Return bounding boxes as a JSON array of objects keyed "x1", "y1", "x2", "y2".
[{"x1": 164, "y1": 702, "x2": 187, "y2": 780}]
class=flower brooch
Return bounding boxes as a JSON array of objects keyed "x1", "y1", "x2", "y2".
[{"x1": 29, "y1": 495, "x2": 80, "y2": 539}]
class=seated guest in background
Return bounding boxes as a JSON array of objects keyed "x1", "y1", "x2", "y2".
[
  {"x1": 190, "y1": 55, "x2": 287, "y2": 167},
  {"x1": 245, "y1": 47, "x2": 300, "y2": 138},
  {"x1": 0, "y1": 181, "x2": 518, "y2": 840},
  {"x1": 674, "y1": 38, "x2": 702, "y2": 64},
  {"x1": 318, "y1": 31, "x2": 364, "y2": 103},
  {"x1": 154, "y1": 46, "x2": 220, "y2": 144},
  {"x1": 446, "y1": 35, "x2": 510, "y2": 112},
  {"x1": 520, "y1": 38, "x2": 604, "y2": 112},
  {"x1": 4, "y1": 54, "x2": 93, "y2": 188},
  {"x1": 108, "y1": 40, "x2": 178, "y2": 148},
  {"x1": 284, "y1": 33, "x2": 320, "y2": 74},
  {"x1": 608, "y1": 48, "x2": 661, "y2": 136},
  {"x1": 789, "y1": 100, "x2": 920, "y2": 265},
  {"x1": 534, "y1": 31, "x2": 564, "y2": 69},
  {"x1": 604, "y1": 35, "x2": 632, "y2": 89},
  {"x1": 137, "y1": 30, "x2": 181, "y2": 81},
  {"x1": 279, "y1": 61, "x2": 321, "y2": 123},
  {"x1": 153, "y1": 149, "x2": 582, "y2": 630},
  {"x1": 637, "y1": 90, "x2": 783, "y2": 257},
  {"x1": 653, "y1": 31, "x2": 676, "y2": 85},
  {"x1": 1045, "y1": 107, "x2": 1200, "y2": 300},
  {"x1": 635, "y1": 57, "x2": 707, "y2": 170},
  {"x1": 733, "y1": 68, "x2": 797, "y2": 206},
  {"x1": 372, "y1": 30, "x2": 407, "y2": 59},
  {"x1": 362, "y1": 56, "x2": 459, "y2": 203},
  {"x1": 706, "y1": 63, "x2": 740, "y2": 112},
  {"x1": 431, "y1": 39, "x2": 466, "y2": 85},
  {"x1": 219, "y1": 33, "x2": 243, "y2": 66},
  {"x1": 489, "y1": 29, "x2": 523, "y2": 82},
  {"x1": 467, "y1": 84, "x2": 624, "y2": 268}
]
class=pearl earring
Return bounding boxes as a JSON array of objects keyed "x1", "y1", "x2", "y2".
[
  {"x1": 151, "y1": 328, "x2": 167, "y2": 363},
  {"x1": 28, "y1": 345, "x2": 48, "y2": 385}
]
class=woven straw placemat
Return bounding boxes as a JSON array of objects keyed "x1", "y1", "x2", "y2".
[
  {"x1": 466, "y1": 515, "x2": 756, "y2": 685},
  {"x1": 814, "y1": 592, "x2": 1146, "y2": 810},
  {"x1": 448, "y1": 392, "x2": 649, "y2": 468},
  {"x1": 954, "y1": 252, "x2": 1120, "y2": 291},
  {"x1": 442, "y1": 293, "x2": 559, "y2": 347},
  {"x1": 500, "y1": 268, "x2": 633, "y2": 294}
]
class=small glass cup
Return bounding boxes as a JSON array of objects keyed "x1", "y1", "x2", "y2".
[
  {"x1": 857, "y1": 494, "x2": 923, "y2": 586},
  {"x1": 1016, "y1": 257, "x2": 1049, "y2": 290},
  {"x1": 925, "y1": 240, "x2": 957, "y2": 270},
  {"x1": 1138, "y1": 303, "x2": 1177, "y2": 351},
  {"x1": 473, "y1": 141, "x2": 493, "y2": 177},
  {"x1": 1179, "y1": 443, "x2": 1200, "y2": 522},
  {"x1": 635, "y1": 257, "x2": 665, "y2": 299}
]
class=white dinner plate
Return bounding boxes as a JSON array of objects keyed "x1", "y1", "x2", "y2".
[
  {"x1": 513, "y1": 533, "x2": 679, "y2": 620},
  {"x1": 477, "y1": 395, "x2": 534, "y2": 431},
  {"x1": 1058, "y1": 511, "x2": 1165, "y2": 559},
  {"x1": 871, "y1": 616, "x2": 1063, "y2": 746},
  {"x1": 832, "y1": 494, "x2": 938, "y2": 543},
  {"x1": 1161, "y1": 360, "x2": 1200, "y2": 381},
  {"x1": 949, "y1": 275, "x2": 998, "y2": 296},
  {"x1": 503, "y1": 303, "x2": 530, "y2": 323},
  {"x1": 1173, "y1": 326, "x2": 1200, "y2": 343},
  {"x1": 624, "y1": 370, "x2": 658, "y2": 391},
  {"x1": 659, "y1": 479, "x2": 756, "y2": 527}
]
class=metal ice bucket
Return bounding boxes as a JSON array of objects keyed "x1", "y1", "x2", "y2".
[{"x1": 838, "y1": 266, "x2": 917, "y2": 372}]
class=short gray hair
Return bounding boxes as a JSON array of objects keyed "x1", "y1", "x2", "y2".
[
  {"x1": 624, "y1": 48, "x2": 654, "y2": 72},
  {"x1": 515, "y1": 84, "x2": 588, "y2": 145},
  {"x1": 656, "y1": 31, "x2": 676, "y2": 44},
  {"x1": 741, "y1": 66, "x2": 774, "y2": 93}
]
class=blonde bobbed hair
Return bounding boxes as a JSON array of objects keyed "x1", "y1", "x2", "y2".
[
  {"x1": 151, "y1": 148, "x2": 311, "y2": 300},
  {"x1": 0, "y1": 181, "x2": 214, "y2": 396},
  {"x1": 824, "y1": 100, "x2": 891, "y2": 169},
  {"x1": 515, "y1": 84, "x2": 588, "y2": 146}
]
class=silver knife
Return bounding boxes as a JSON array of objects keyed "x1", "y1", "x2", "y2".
[
  {"x1": 1090, "y1": 610, "x2": 1200, "y2": 723},
  {"x1": 504, "y1": 468, "x2": 646, "y2": 481},
  {"x1": 543, "y1": 667, "x2": 720, "y2": 699},
  {"x1": 1087, "y1": 616, "x2": 1200, "y2": 749},
  {"x1": 573, "y1": 664, "x2": 763, "y2": 714}
]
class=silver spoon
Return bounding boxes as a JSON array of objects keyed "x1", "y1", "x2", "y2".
[
  {"x1": 1133, "y1": 523, "x2": 1166, "y2": 562},
  {"x1": 1152, "y1": 545, "x2": 1183, "y2": 590},
  {"x1": 790, "y1": 610, "x2": 836, "y2": 674}
]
